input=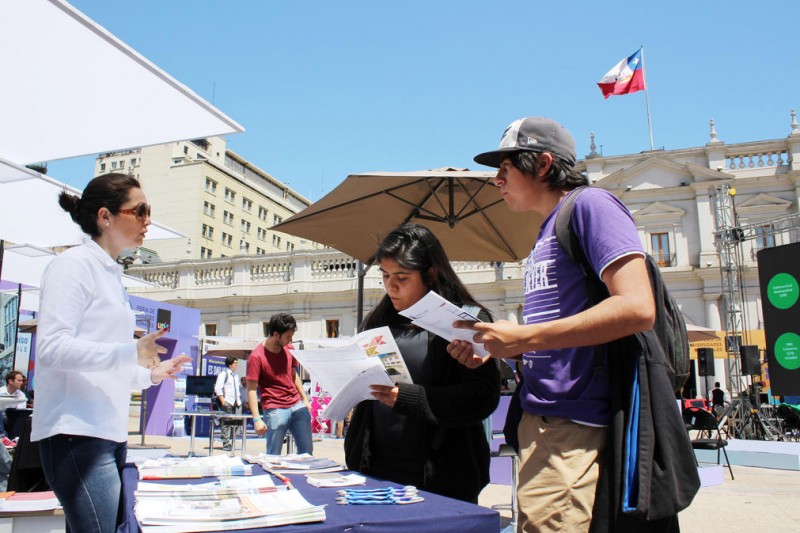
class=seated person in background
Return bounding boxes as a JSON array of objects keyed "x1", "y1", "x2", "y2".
[
  {"x1": 0, "y1": 371, "x2": 27, "y2": 445},
  {"x1": 0, "y1": 371, "x2": 27, "y2": 409},
  {"x1": 709, "y1": 381, "x2": 727, "y2": 416}
]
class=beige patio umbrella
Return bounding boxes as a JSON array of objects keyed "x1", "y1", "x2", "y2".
[{"x1": 273, "y1": 168, "x2": 542, "y2": 263}]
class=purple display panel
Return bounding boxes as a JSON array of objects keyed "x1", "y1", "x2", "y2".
[{"x1": 129, "y1": 295, "x2": 200, "y2": 436}]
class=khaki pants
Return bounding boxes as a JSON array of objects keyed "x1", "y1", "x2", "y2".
[{"x1": 516, "y1": 412, "x2": 606, "y2": 533}]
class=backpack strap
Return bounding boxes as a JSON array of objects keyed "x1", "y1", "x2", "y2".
[
  {"x1": 553, "y1": 186, "x2": 609, "y2": 380},
  {"x1": 554, "y1": 186, "x2": 607, "y2": 302}
]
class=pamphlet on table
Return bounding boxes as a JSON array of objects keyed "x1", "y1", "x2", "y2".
[
  {"x1": 248, "y1": 453, "x2": 345, "y2": 474},
  {"x1": 135, "y1": 489, "x2": 325, "y2": 532},
  {"x1": 0, "y1": 491, "x2": 61, "y2": 512},
  {"x1": 137, "y1": 455, "x2": 252, "y2": 479},
  {"x1": 289, "y1": 326, "x2": 412, "y2": 420}
]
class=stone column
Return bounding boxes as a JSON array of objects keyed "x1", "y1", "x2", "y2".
[{"x1": 703, "y1": 293, "x2": 722, "y2": 330}]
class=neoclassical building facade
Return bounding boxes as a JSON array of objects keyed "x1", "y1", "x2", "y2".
[{"x1": 127, "y1": 118, "x2": 800, "y2": 392}]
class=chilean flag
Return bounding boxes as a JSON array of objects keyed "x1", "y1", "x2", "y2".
[{"x1": 597, "y1": 48, "x2": 646, "y2": 99}]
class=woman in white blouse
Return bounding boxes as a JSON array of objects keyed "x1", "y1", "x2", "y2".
[{"x1": 31, "y1": 173, "x2": 189, "y2": 533}]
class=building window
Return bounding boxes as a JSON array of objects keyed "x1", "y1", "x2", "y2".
[
  {"x1": 224, "y1": 188, "x2": 236, "y2": 203},
  {"x1": 286, "y1": 242, "x2": 295, "y2": 252},
  {"x1": 111, "y1": 161, "x2": 117, "y2": 169},
  {"x1": 222, "y1": 232, "x2": 233, "y2": 247},
  {"x1": 756, "y1": 225, "x2": 775, "y2": 250},
  {"x1": 205, "y1": 323, "x2": 217, "y2": 336},
  {"x1": 223, "y1": 211, "x2": 234, "y2": 226},
  {"x1": 183, "y1": 145, "x2": 189, "y2": 154},
  {"x1": 257, "y1": 227, "x2": 267, "y2": 241},
  {"x1": 130, "y1": 158, "x2": 137, "y2": 166},
  {"x1": 201, "y1": 224, "x2": 214, "y2": 239},
  {"x1": 262, "y1": 321, "x2": 270, "y2": 337},
  {"x1": 256, "y1": 247, "x2": 266, "y2": 255},
  {"x1": 272, "y1": 235, "x2": 281, "y2": 248},
  {"x1": 241, "y1": 220, "x2": 251, "y2": 234},
  {"x1": 240, "y1": 240, "x2": 250, "y2": 253},
  {"x1": 258, "y1": 206, "x2": 268, "y2": 221},
  {"x1": 242, "y1": 197, "x2": 253, "y2": 212},
  {"x1": 200, "y1": 246, "x2": 212, "y2": 259},
  {"x1": 272, "y1": 214, "x2": 283, "y2": 226},
  {"x1": 203, "y1": 201, "x2": 215, "y2": 217},
  {"x1": 326, "y1": 319, "x2": 340, "y2": 338},
  {"x1": 650, "y1": 232, "x2": 673, "y2": 267},
  {"x1": 205, "y1": 177, "x2": 217, "y2": 194},
  {"x1": 100, "y1": 163, "x2": 106, "y2": 172}
]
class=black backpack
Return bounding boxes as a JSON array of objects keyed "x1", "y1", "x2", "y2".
[{"x1": 554, "y1": 186, "x2": 691, "y2": 394}]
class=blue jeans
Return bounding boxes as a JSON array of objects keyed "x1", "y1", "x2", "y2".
[
  {"x1": 39, "y1": 435, "x2": 126, "y2": 533},
  {"x1": 265, "y1": 402, "x2": 313, "y2": 455}
]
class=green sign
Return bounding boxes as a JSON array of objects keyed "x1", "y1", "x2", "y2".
[
  {"x1": 767, "y1": 273, "x2": 799, "y2": 310},
  {"x1": 774, "y1": 332, "x2": 800, "y2": 370}
]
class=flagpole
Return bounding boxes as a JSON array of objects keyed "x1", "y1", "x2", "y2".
[{"x1": 640, "y1": 46, "x2": 655, "y2": 150}]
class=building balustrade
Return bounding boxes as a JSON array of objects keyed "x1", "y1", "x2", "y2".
[
  {"x1": 194, "y1": 265, "x2": 233, "y2": 286},
  {"x1": 726, "y1": 151, "x2": 787, "y2": 170},
  {"x1": 127, "y1": 249, "x2": 511, "y2": 297},
  {"x1": 722, "y1": 139, "x2": 793, "y2": 171}
]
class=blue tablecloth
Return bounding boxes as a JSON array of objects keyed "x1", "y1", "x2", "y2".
[{"x1": 118, "y1": 463, "x2": 499, "y2": 533}]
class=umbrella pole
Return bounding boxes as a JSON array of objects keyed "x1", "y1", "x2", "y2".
[{"x1": 357, "y1": 261, "x2": 364, "y2": 328}]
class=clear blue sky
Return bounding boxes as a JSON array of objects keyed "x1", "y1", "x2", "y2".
[{"x1": 49, "y1": 0, "x2": 798, "y2": 202}]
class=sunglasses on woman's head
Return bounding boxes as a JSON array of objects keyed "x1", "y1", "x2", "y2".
[{"x1": 118, "y1": 203, "x2": 151, "y2": 220}]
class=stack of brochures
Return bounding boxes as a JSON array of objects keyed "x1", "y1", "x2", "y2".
[
  {"x1": 249, "y1": 453, "x2": 345, "y2": 474},
  {"x1": 134, "y1": 476, "x2": 325, "y2": 532},
  {"x1": 137, "y1": 455, "x2": 253, "y2": 480},
  {"x1": 0, "y1": 491, "x2": 61, "y2": 512}
]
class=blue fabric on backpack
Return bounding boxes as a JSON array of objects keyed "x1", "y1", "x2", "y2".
[{"x1": 622, "y1": 361, "x2": 640, "y2": 513}]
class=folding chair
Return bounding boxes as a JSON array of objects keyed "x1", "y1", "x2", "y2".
[
  {"x1": 488, "y1": 395, "x2": 518, "y2": 531},
  {"x1": 682, "y1": 407, "x2": 734, "y2": 480}
]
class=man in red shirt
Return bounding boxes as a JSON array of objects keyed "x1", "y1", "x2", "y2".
[{"x1": 246, "y1": 313, "x2": 313, "y2": 455}]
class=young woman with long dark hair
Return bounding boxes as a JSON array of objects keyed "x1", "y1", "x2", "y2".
[{"x1": 344, "y1": 223, "x2": 500, "y2": 502}]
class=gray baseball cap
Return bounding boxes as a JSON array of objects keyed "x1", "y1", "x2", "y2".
[{"x1": 474, "y1": 117, "x2": 577, "y2": 168}]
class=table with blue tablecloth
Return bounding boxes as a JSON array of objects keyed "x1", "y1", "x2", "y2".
[{"x1": 118, "y1": 463, "x2": 499, "y2": 533}]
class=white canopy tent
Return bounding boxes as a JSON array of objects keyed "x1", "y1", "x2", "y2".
[
  {"x1": 0, "y1": 158, "x2": 183, "y2": 246},
  {"x1": 0, "y1": 0, "x2": 245, "y2": 291},
  {"x1": 1, "y1": 243, "x2": 156, "y2": 313},
  {"x1": 0, "y1": 0, "x2": 243, "y2": 165}
]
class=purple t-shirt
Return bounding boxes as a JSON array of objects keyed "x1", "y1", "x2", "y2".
[{"x1": 520, "y1": 187, "x2": 644, "y2": 426}]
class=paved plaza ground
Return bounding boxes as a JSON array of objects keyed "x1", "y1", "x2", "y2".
[{"x1": 128, "y1": 407, "x2": 800, "y2": 532}]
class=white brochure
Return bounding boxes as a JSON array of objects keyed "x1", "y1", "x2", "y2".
[
  {"x1": 398, "y1": 291, "x2": 489, "y2": 357},
  {"x1": 288, "y1": 326, "x2": 412, "y2": 421}
]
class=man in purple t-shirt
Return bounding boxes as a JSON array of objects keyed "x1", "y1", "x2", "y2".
[
  {"x1": 246, "y1": 313, "x2": 313, "y2": 455},
  {"x1": 450, "y1": 117, "x2": 655, "y2": 532}
]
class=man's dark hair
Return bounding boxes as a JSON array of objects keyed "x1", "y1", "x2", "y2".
[
  {"x1": 267, "y1": 313, "x2": 297, "y2": 336},
  {"x1": 225, "y1": 355, "x2": 237, "y2": 367},
  {"x1": 714, "y1": 382, "x2": 721, "y2": 388},
  {"x1": 509, "y1": 151, "x2": 588, "y2": 191},
  {"x1": 5, "y1": 370, "x2": 22, "y2": 385}
]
